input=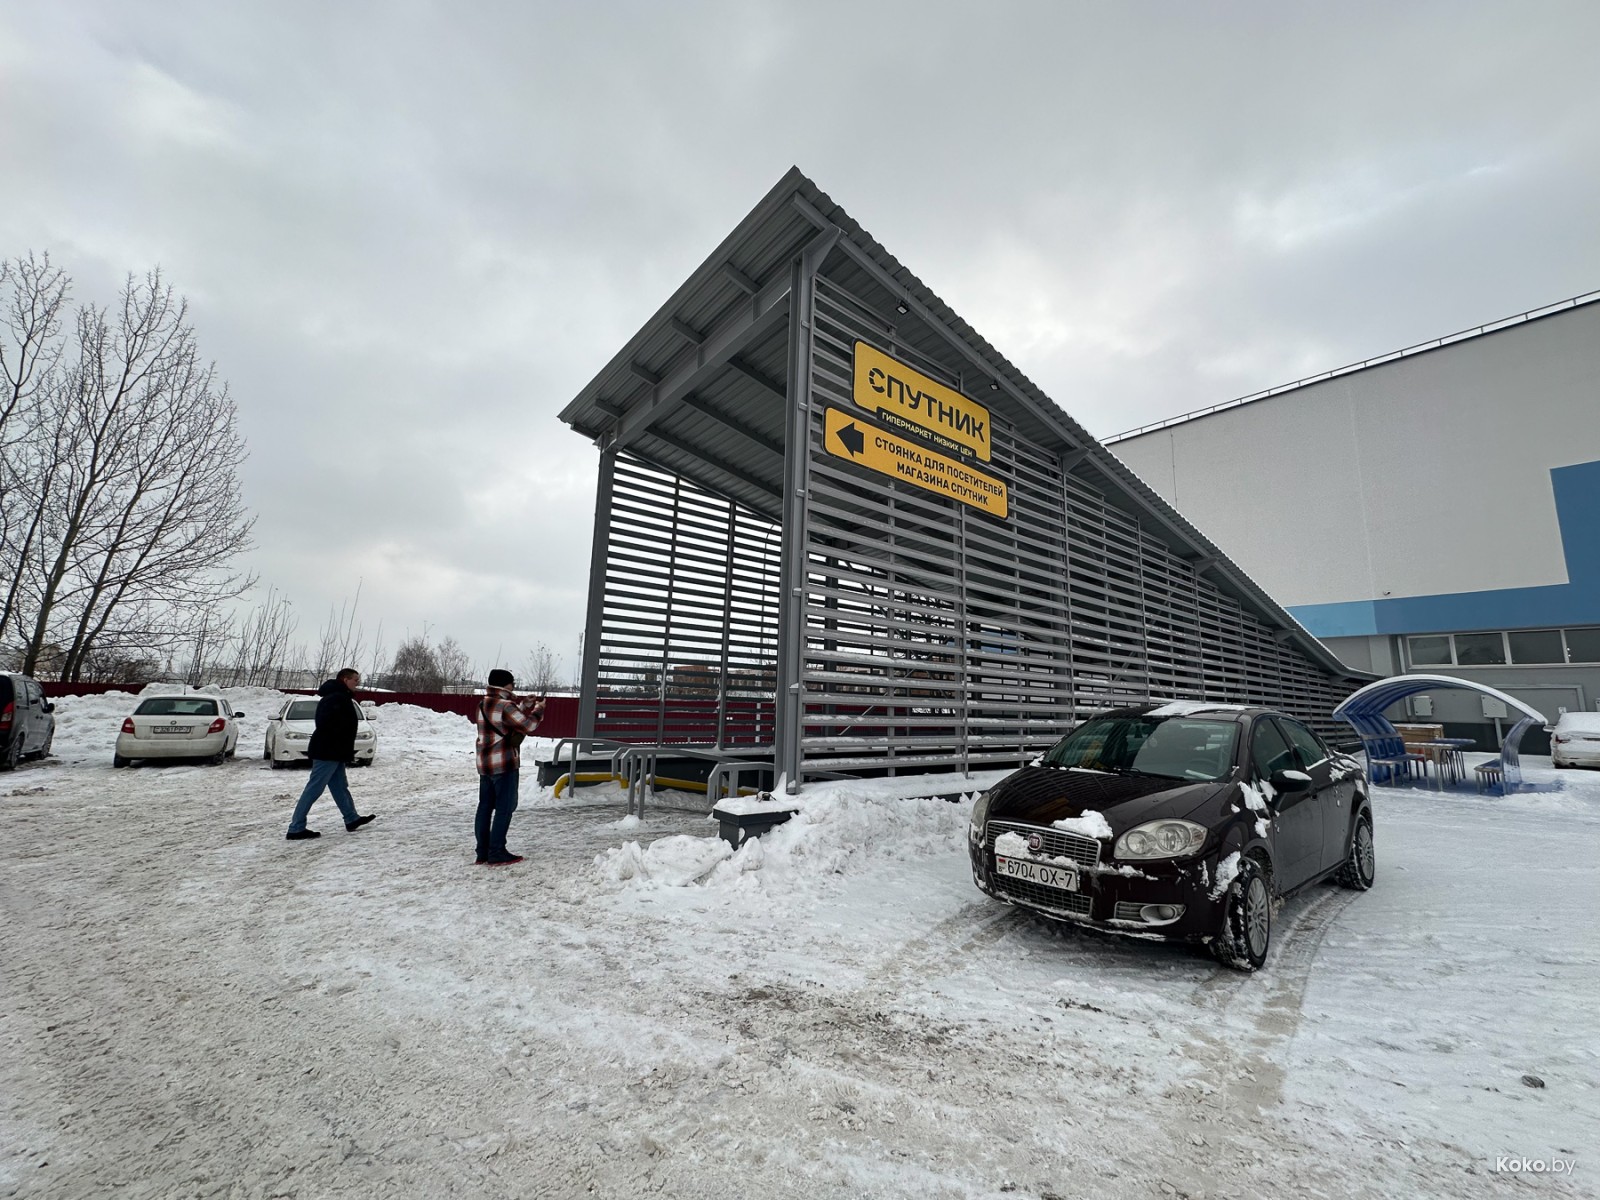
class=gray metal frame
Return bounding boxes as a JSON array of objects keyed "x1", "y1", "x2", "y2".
[{"x1": 569, "y1": 171, "x2": 1364, "y2": 795}]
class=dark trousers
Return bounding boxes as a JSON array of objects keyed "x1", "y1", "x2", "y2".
[{"x1": 475, "y1": 770, "x2": 520, "y2": 861}]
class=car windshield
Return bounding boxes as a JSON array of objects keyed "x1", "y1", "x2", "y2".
[
  {"x1": 134, "y1": 697, "x2": 219, "y2": 717},
  {"x1": 1042, "y1": 715, "x2": 1239, "y2": 781},
  {"x1": 286, "y1": 700, "x2": 319, "y2": 720}
]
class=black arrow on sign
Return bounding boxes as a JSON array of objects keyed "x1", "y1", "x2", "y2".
[{"x1": 837, "y1": 422, "x2": 865, "y2": 457}]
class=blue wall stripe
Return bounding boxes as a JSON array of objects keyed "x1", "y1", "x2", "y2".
[{"x1": 1288, "y1": 459, "x2": 1600, "y2": 637}]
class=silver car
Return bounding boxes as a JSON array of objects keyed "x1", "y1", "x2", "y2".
[{"x1": 114, "y1": 695, "x2": 243, "y2": 767}]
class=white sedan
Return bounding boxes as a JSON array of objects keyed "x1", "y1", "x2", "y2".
[
  {"x1": 114, "y1": 695, "x2": 244, "y2": 767},
  {"x1": 1550, "y1": 711, "x2": 1600, "y2": 769},
  {"x1": 263, "y1": 696, "x2": 378, "y2": 768}
]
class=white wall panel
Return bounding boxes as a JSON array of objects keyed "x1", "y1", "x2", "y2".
[{"x1": 1112, "y1": 303, "x2": 1600, "y2": 607}]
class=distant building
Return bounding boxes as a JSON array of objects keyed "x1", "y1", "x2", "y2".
[{"x1": 1110, "y1": 293, "x2": 1600, "y2": 751}]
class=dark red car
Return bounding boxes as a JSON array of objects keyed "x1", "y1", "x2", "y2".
[{"x1": 968, "y1": 702, "x2": 1375, "y2": 970}]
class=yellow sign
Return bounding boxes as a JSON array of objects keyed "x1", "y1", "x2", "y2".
[
  {"x1": 852, "y1": 340, "x2": 992, "y2": 462},
  {"x1": 823, "y1": 407, "x2": 1009, "y2": 519}
]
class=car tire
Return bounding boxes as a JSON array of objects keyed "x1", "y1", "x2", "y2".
[
  {"x1": 262, "y1": 743, "x2": 272, "y2": 761},
  {"x1": 1212, "y1": 856, "x2": 1272, "y2": 972},
  {"x1": 208, "y1": 750, "x2": 227, "y2": 766},
  {"x1": 1336, "y1": 813, "x2": 1376, "y2": 891},
  {"x1": 113, "y1": 754, "x2": 130, "y2": 768},
  {"x1": 34, "y1": 729, "x2": 53, "y2": 760},
  {"x1": 270, "y1": 758, "x2": 286, "y2": 769},
  {"x1": 0, "y1": 739, "x2": 19, "y2": 772}
]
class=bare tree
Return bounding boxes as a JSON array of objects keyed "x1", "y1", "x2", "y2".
[
  {"x1": 3, "y1": 264, "x2": 255, "y2": 679},
  {"x1": 217, "y1": 586, "x2": 300, "y2": 687},
  {"x1": 435, "y1": 636, "x2": 471, "y2": 689},
  {"x1": 386, "y1": 636, "x2": 444, "y2": 691},
  {"x1": 0, "y1": 254, "x2": 71, "y2": 654},
  {"x1": 522, "y1": 642, "x2": 563, "y2": 694}
]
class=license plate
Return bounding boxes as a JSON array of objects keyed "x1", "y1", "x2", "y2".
[
  {"x1": 996, "y1": 854, "x2": 1079, "y2": 892},
  {"x1": 152, "y1": 725, "x2": 193, "y2": 735}
]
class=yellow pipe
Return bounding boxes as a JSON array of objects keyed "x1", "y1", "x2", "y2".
[{"x1": 550, "y1": 772, "x2": 758, "y2": 799}]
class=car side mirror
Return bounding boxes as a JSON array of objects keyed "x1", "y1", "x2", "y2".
[
  {"x1": 1269, "y1": 768, "x2": 1313, "y2": 795},
  {"x1": 43, "y1": 702, "x2": 54, "y2": 713},
  {"x1": 233, "y1": 711, "x2": 245, "y2": 719}
]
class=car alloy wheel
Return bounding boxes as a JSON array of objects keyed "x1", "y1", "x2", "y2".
[
  {"x1": 1212, "y1": 856, "x2": 1272, "y2": 972},
  {"x1": 1337, "y1": 814, "x2": 1376, "y2": 891},
  {"x1": 1244, "y1": 876, "x2": 1270, "y2": 959}
]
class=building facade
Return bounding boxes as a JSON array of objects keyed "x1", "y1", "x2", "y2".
[{"x1": 1110, "y1": 295, "x2": 1600, "y2": 751}]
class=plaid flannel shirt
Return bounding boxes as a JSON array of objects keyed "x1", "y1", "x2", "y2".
[{"x1": 475, "y1": 687, "x2": 544, "y2": 776}]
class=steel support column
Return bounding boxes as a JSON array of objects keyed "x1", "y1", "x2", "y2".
[
  {"x1": 773, "y1": 256, "x2": 824, "y2": 793},
  {"x1": 577, "y1": 448, "x2": 616, "y2": 739}
]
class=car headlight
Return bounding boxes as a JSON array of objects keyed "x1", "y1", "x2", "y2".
[
  {"x1": 970, "y1": 790, "x2": 993, "y2": 832},
  {"x1": 285, "y1": 731, "x2": 310, "y2": 741},
  {"x1": 1114, "y1": 819, "x2": 1208, "y2": 861}
]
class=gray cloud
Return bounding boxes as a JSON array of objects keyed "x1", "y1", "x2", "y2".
[{"x1": 4, "y1": 0, "x2": 1596, "y2": 671}]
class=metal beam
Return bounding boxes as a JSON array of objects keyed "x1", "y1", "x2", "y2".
[
  {"x1": 721, "y1": 262, "x2": 759, "y2": 295},
  {"x1": 609, "y1": 275, "x2": 791, "y2": 454},
  {"x1": 577, "y1": 449, "x2": 617, "y2": 739},
  {"x1": 725, "y1": 357, "x2": 786, "y2": 402},
  {"x1": 1061, "y1": 448, "x2": 1091, "y2": 473},
  {"x1": 643, "y1": 427, "x2": 779, "y2": 500},
  {"x1": 607, "y1": 225, "x2": 839, "y2": 457},
  {"x1": 680, "y1": 394, "x2": 784, "y2": 458},
  {"x1": 668, "y1": 317, "x2": 704, "y2": 346}
]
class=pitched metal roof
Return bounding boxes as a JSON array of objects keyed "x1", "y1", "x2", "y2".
[{"x1": 560, "y1": 167, "x2": 1368, "y2": 684}]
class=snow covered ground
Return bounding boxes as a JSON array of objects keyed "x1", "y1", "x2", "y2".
[{"x1": 2, "y1": 689, "x2": 1595, "y2": 1199}]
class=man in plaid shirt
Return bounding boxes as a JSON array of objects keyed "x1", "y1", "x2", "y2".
[{"x1": 474, "y1": 668, "x2": 546, "y2": 865}]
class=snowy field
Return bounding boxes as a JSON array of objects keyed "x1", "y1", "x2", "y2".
[{"x1": 2, "y1": 689, "x2": 1596, "y2": 1200}]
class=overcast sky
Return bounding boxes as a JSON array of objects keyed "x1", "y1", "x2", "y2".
[{"x1": 4, "y1": 1, "x2": 1597, "y2": 679}]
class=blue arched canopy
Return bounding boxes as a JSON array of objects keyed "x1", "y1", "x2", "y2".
[{"x1": 1333, "y1": 674, "x2": 1547, "y2": 792}]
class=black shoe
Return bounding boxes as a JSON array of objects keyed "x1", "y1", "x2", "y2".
[
  {"x1": 486, "y1": 853, "x2": 525, "y2": 866},
  {"x1": 474, "y1": 855, "x2": 487, "y2": 865},
  {"x1": 286, "y1": 829, "x2": 321, "y2": 840},
  {"x1": 346, "y1": 814, "x2": 376, "y2": 831}
]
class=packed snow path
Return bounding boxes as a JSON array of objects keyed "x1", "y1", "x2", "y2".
[{"x1": 2, "y1": 692, "x2": 1595, "y2": 1199}]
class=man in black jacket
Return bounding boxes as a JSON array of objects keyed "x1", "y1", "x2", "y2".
[{"x1": 285, "y1": 668, "x2": 376, "y2": 840}]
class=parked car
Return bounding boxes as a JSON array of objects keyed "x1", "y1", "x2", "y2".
[
  {"x1": 0, "y1": 673, "x2": 56, "y2": 771},
  {"x1": 1549, "y1": 710, "x2": 1600, "y2": 768},
  {"x1": 114, "y1": 694, "x2": 244, "y2": 767},
  {"x1": 262, "y1": 696, "x2": 377, "y2": 767},
  {"x1": 968, "y1": 701, "x2": 1375, "y2": 971}
]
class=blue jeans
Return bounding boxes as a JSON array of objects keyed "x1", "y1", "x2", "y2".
[
  {"x1": 287, "y1": 759, "x2": 359, "y2": 833},
  {"x1": 476, "y1": 770, "x2": 520, "y2": 861}
]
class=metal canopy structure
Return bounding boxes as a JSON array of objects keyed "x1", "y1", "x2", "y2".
[
  {"x1": 561, "y1": 168, "x2": 1369, "y2": 792},
  {"x1": 1333, "y1": 673, "x2": 1546, "y2": 791}
]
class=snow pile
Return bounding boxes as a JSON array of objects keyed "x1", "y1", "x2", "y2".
[
  {"x1": 1209, "y1": 849, "x2": 1242, "y2": 898},
  {"x1": 1052, "y1": 809, "x2": 1112, "y2": 839},
  {"x1": 593, "y1": 789, "x2": 972, "y2": 893},
  {"x1": 43, "y1": 688, "x2": 485, "y2": 768},
  {"x1": 1236, "y1": 779, "x2": 1272, "y2": 838}
]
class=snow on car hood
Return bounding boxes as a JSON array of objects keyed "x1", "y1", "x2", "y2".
[{"x1": 983, "y1": 765, "x2": 1229, "y2": 834}]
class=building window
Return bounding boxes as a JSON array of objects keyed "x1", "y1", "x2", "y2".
[
  {"x1": 1453, "y1": 633, "x2": 1507, "y2": 665},
  {"x1": 1406, "y1": 626, "x2": 1600, "y2": 668},
  {"x1": 1508, "y1": 629, "x2": 1565, "y2": 664},
  {"x1": 1407, "y1": 635, "x2": 1453, "y2": 666},
  {"x1": 1566, "y1": 627, "x2": 1600, "y2": 663}
]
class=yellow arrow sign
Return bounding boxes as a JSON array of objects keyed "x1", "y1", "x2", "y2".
[{"x1": 823, "y1": 407, "x2": 1009, "y2": 519}]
